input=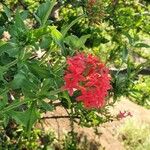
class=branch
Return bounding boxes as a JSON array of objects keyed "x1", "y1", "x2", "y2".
[{"x1": 41, "y1": 115, "x2": 80, "y2": 119}]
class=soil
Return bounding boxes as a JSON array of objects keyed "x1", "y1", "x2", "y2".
[{"x1": 37, "y1": 98, "x2": 150, "y2": 150}]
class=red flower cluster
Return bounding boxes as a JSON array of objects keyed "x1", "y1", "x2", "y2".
[{"x1": 63, "y1": 53, "x2": 111, "y2": 109}]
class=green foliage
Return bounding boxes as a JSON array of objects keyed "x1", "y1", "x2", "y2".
[
  {"x1": 0, "y1": 127, "x2": 55, "y2": 149},
  {"x1": 0, "y1": 0, "x2": 66, "y2": 134},
  {"x1": 129, "y1": 76, "x2": 150, "y2": 109},
  {"x1": 36, "y1": 0, "x2": 56, "y2": 26},
  {"x1": 0, "y1": 0, "x2": 150, "y2": 148}
]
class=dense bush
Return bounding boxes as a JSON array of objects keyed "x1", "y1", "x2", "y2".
[{"x1": 0, "y1": 0, "x2": 149, "y2": 149}]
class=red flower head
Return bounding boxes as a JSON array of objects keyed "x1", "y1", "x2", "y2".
[{"x1": 63, "y1": 53, "x2": 111, "y2": 109}]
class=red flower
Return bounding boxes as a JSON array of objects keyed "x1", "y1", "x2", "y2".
[
  {"x1": 63, "y1": 52, "x2": 111, "y2": 109},
  {"x1": 117, "y1": 111, "x2": 133, "y2": 119}
]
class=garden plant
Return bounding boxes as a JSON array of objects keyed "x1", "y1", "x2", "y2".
[{"x1": 0, "y1": 0, "x2": 150, "y2": 149}]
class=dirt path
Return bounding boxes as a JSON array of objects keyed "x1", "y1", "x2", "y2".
[{"x1": 37, "y1": 98, "x2": 150, "y2": 150}]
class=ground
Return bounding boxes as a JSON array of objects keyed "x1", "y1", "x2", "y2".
[{"x1": 36, "y1": 98, "x2": 150, "y2": 150}]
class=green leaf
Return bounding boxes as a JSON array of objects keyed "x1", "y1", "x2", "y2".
[
  {"x1": 64, "y1": 34, "x2": 90, "y2": 49},
  {"x1": 0, "y1": 66, "x2": 5, "y2": 81},
  {"x1": 79, "y1": 34, "x2": 91, "y2": 45},
  {"x1": 49, "y1": 26, "x2": 66, "y2": 55},
  {"x1": 0, "y1": 11, "x2": 8, "y2": 26},
  {"x1": 61, "y1": 91, "x2": 72, "y2": 109},
  {"x1": 0, "y1": 42, "x2": 18, "y2": 56},
  {"x1": 11, "y1": 71, "x2": 26, "y2": 89},
  {"x1": 0, "y1": 27, "x2": 5, "y2": 36},
  {"x1": 39, "y1": 100, "x2": 54, "y2": 111},
  {"x1": 40, "y1": 36, "x2": 52, "y2": 49},
  {"x1": 0, "y1": 99, "x2": 32, "y2": 114},
  {"x1": 3, "y1": 5, "x2": 11, "y2": 19},
  {"x1": 14, "y1": 11, "x2": 27, "y2": 31},
  {"x1": 28, "y1": 27, "x2": 48, "y2": 43},
  {"x1": 122, "y1": 32, "x2": 133, "y2": 45},
  {"x1": 21, "y1": 72, "x2": 40, "y2": 98},
  {"x1": 64, "y1": 35, "x2": 79, "y2": 48},
  {"x1": 10, "y1": 105, "x2": 40, "y2": 132},
  {"x1": 37, "y1": 78, "x2": 61, "y2": 100},
  {"x1": 20, "y1": 10, "x2": 29, "y2": 20},
  {"x1": 27, "y1": 61, "x2": 52, "y2": 79},
  {"x1": 3, "y1": 114, "x2": 9, "y2": 127},
  {"x1": 134, "y1": 43, "x2": 150, "y2": 48},
  {"x1": 36, "y1": 0, "x2": 56, "y2": 26},
  {"x1": 49, "y1": 26, "x2": 63, "y2": 47},
  {"x1": 0, "y1": 92, "x2": 8, "y2": 110},
  {"x1": 61, "y1": 14, "x2": 85, "y2": 37},
  {"x1": 8, "y1": 11, "x2": 27, "y2": 40},
  {"x1": 49, "y1": 89, "x2": 61, "y2": 96},
  {"x1": 40, "y1": 79, "x2": 61, "y2": 93}
]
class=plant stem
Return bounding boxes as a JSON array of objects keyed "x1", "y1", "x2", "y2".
[{"x1": 0, "y1": 99, "x2": 34, "y2": 114}]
